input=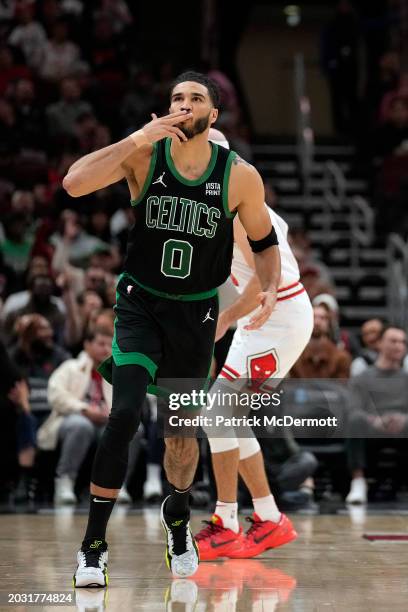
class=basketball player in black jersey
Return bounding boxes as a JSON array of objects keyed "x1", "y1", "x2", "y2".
[{"x1": 63, "y1": 71, "x2": 281, "y2": 584}]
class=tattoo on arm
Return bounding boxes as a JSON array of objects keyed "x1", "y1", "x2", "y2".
[{"x1": 233, "y1": 155, "x2": 253, "y2": 168}]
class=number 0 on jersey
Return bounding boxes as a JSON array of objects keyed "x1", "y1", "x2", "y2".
[{"x1": 161, "y1": 239, "x2": 193, "y2": 279}]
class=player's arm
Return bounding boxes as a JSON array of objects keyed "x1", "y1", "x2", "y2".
[
  {"x1": 215, "y1": 219, "x2": 262, "y2": 340},
  {"x1": 62, "y1": 110, "x2": 192, "y2": 197},
  {"x1": 233, "y1": 160, "x2": 281, "y2": 330}
]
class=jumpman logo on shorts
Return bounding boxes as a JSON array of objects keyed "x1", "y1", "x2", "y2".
[
  {"x1": 153, "y1": 172, "x2": 167, "y2": 188},
  {"x1": 202, "y1": 308, "x2": 214, "y2": 323}
]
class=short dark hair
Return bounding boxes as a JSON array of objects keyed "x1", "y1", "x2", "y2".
[
  {"x1": 379, "y1": 324, "x2": 407, "y2": 339},
  {"x1": 84, "y1": 325, "x2": 112, "y2": 343},
  {"x1": 171, "y1": 71, "x2": 220, "y2": 107}
]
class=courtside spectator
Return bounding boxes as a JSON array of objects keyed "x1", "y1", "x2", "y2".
[
  {"x1": 37, "y1": 327, "x2": 115, "y2": 504},
  {"x1": 351, "y1": 318, "x2": 384, "y2": 376},
  {"x1": 9, "y1": 314, "x2": 69, "y2": 413},
  {"x1": 346, "y1": 326, "x2": 408, "y2": 504},
  {"x1": 7, "y1": 379, "x2": 37, "y2": 503}
]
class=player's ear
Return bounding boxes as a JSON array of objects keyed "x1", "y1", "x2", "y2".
[{"x1": 210, "y1": 108, "x2": 218, "y2": 125}]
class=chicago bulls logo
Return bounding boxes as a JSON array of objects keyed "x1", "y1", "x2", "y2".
[{"x1": 247, "y1": 349, "x2": 279, "y2": 391}]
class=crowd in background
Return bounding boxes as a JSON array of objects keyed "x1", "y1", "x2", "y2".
[
  {"x1": 321, "y1": 0, "x2": 408, "y2": 238},
  {"x1": 0, "y1": 0, "x2": 407, "y2": 511}
]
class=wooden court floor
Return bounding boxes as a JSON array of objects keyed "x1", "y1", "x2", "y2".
[{"x1": 0, "y1": 509, "x2": 408, "y2": 611}]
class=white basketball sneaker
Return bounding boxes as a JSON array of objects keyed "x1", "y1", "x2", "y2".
[
  {"x1": 73, "y1": 539, "x2": 108, "y2": 588},
  {"x1": 160, "y1": 496, "x2": 199, "y2": 578},
  {"x1": 117, "y1": 486, "x2": 132, "y2": 504},
  {"x1": 346, "y1": 477, "x2": 367, "y2": 505},
  {"x1": 54, "y1": 475, "x2": 76, "y2": 505}
]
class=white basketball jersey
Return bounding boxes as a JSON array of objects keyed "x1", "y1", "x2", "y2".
[{"x1": 232, "y1": 207, "x2": 300, "y2": 292}]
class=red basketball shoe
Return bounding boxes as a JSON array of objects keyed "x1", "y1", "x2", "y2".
[
  {"x1": 227, "y1": 513, "x2": 297, "y2": 559},
  {"x1": 195, "y1": 514, "x2": 243, "y2": 561}
]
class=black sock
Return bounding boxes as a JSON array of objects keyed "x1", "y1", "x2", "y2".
[
  {"x1": 83, "y1": 495, "x2": 116, "y2": 545},
  {"x1": 164, "y1": 483, "x2": 192, "y2": 517}
]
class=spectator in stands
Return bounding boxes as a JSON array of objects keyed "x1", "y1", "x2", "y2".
[
  {"x1": 121, "y1": 68, "x2": 159, "y2": 133},
  {"x1": 346, "y1": 325, "x2": 408, "y2": 504},
  {"x1": 371, "y1": 96, "x2": 408, "y2": 237},
  {"x1": 379, "y1": 73, "x2": 408, "y2": 124},
  {"x1": 9, "y1": 313, "x2": 70, "y2": 413},
  {"x1": 37, "y1": 0, "x2": 63, "y2": 33},
  {"x1": 46, "y1": 77, "x2": 93, "y2": 141},
  {"x1": 0, "y1": 337, "x2": 28, "y2": 503},
  {"x1": 92, "y1": 308, "x2": 115, "y2": 335},
  {"x1": 259, "y1": 432, "x2": 318, "y2": 512},
  {"x1": 365, "y1": 51, "x2": 400, "y2": 127},
  {"x1": 50, "y1": 208, "x2": 110, "y2": 270},
  {"x1": 98, "y1": 0, "x2": 133, "y2": 35},
  {"x1": 8, "y1": 379, "x2": 38, "y2": 504},
  {"x1": 87, "y1": 14, "x2": 124, "y2": 76},
  {"x1": 9, "y1": 78, "x2": 47, "y2": 152},
  {"x1": 61, "y1": 0, "x2": 83, "y2": 18},
  {"x1": 0, "y1": 250, "x2": 17, "y2": 302},
  {"x1": 86, "y1": 202, "x2": 113, "y2": 243},
  {"x1": 8, "y1": 0, "x2": 47, "y2": 70},
  {"x1": 36, "y1": 327, "x2": 124, "y2": 504},
  {"x1": 351, "y1": 318, "x2": 384, "y2": 376},
  {"x1": 75, "y1": 113, "x2": 111, "y2": 156},
  {"x1": 291, "y1": 304, "x2": 351, "y2": 378},
  {"x1": 2, "y1": 255, "x2": 50, "y2": 316},
  {"x1": 372, "y1": 96, "x2": 408, "y2": 161},
  {"x1": 2, "y1": 270, "x2": 67, "y2": 345},
  {"x1": 0, "y1": 210, "x2": 33, "y2": 279},
  {"x1": 0, "y1": 96, "x2": 20, "y2": 163},
  {"x1": 84, "y1": 265, "x2": 111, "y2": 299},
  {"x1": 67, "y1": 289, "x2": 103, "y2": 355},
  {"x1": 313, "y1": 293, "x2": 357, "y2": 354},
  {"x1": 52, "y1": 215, "x2": 116, "y2": 300},
  {"x1": 39, "y1": 16, "x2": 83, "y2": 82},
  {"x1": 0, "y1": 45, "x2": 32, "y2": 96}
]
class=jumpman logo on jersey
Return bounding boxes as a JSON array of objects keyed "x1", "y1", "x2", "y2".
[
  {"x1": 202, "y1": 308, "x2": 214, "y2": 323},
  {"x1": 153, "y1": 172, "x2": 167, "y2": 188}
]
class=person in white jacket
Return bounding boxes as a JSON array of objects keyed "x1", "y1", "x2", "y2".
[{"x1": 37, "y1": 327, "x2": 128, "y2": 504}]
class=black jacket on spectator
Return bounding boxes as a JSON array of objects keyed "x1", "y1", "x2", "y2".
[{"x1": 0, "y1": 340, "x2": 22, "y2": 495}]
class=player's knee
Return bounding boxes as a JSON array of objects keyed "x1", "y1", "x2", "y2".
[
  {"x1": 237, "y1": 436, "x2": 260, "y2": 460},
  {"x1": 207, "y1": 436, "x2": 239, "y2": 454},
  {"x1": 109, "y1": 408, "x2": 140, "y2": 438},
  {"x1": 165, "y1": 437, "x2": 198, "y2": 466}
]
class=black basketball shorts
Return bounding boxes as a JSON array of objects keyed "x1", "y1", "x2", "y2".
[{"x1": 98, "y1": 272, "x2": 219, "y2": 396}]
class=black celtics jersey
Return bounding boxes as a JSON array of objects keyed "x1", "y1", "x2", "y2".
[{"x1": 124, "y1": 137, "x2": 237, "y2": 297}]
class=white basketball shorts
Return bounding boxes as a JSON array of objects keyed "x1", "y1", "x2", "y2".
[{"x1": 220, "y1": 282, "x2": 313, "y2": 388}]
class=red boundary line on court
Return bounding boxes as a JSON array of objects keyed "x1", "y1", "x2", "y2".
[{"x1": 363, "y1": 534, "x2": 408, "y2": 541}]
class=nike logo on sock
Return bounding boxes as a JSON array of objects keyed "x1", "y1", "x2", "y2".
[{"x1": 93, "y1": 498, "x2": 111, "y2": 503}]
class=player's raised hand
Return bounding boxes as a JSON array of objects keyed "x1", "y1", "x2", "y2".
[
  {"x1": 139, "y1": 110, "x2": 192, "y2": 144},
  {"x1": 244, "y1": 290, "x2": 277, "y2": 331}
]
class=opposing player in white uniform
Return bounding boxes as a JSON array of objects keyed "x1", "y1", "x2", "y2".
[{"x1": 195, "y1": 129, "x2": 313, "y2": 560}]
